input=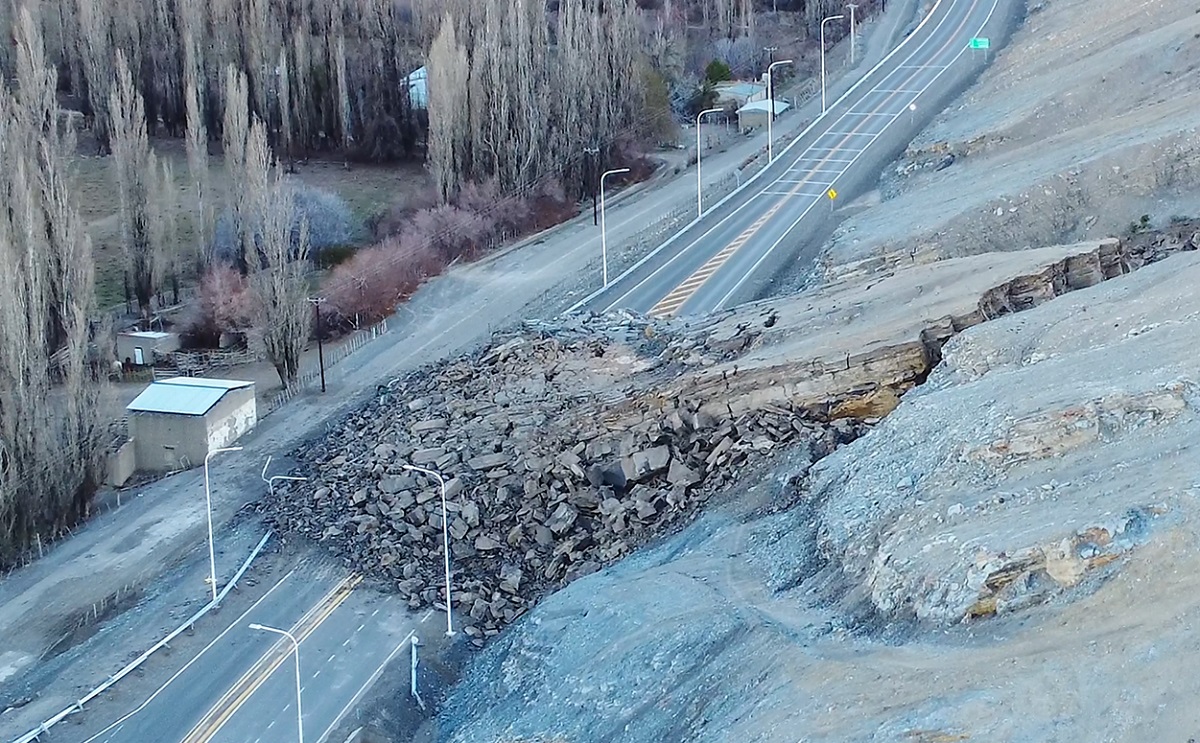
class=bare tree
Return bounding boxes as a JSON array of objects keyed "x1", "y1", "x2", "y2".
[
  {"x1": 242, "y1": 120, "x2": 311, "y2": 386},
  {"x1": 223, "y1": 65, "x2": 254, "y2": 272},
  {"x1": 276, "y1": 45, "x2": 294, "y2": 169},
  {"x1": 76, "y1": 0, "x2": 114, "y2": 147},
  {"x1": 109, "y1": 49, "x2": 163, "y2": 321},
  {"x1": 0, "y1": 8, "x2": 105, "y2": 565},
  {"x1": 426, "y1": 14, "x2": 469, "y2": 202},
  {"x1": 184, "y1": 36, "x2": 214, "y2": 272}
]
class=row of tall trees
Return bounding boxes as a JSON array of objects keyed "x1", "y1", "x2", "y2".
[
  {"x1": 426, "y1": 0, "x2": 645, "y2": 203},
  {"x1": 0, "y1": 10, "x2": 106, "y2": 565},
  {"x1": 4, "y1": 0, "x2": 430, "y2": 159},
  {"x1": 0, "y1": 5, "x2": 315, "y2": 563}
]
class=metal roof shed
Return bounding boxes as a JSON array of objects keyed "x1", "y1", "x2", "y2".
[
  {"x1": 126, "y1": 377, "x2": 257, "y2": 472},
  {"x1": 736, "y1": 99, "x2": 791, "y2": 131},
  {"x1": 117, "y1": 330, "x2": 180, "y2": 367}
]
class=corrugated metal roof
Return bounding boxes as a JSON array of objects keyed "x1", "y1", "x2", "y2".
[
  {"x1": 123, "y1": 331, "x2": 172, "y2": 339},
  {"x1": 738, "y1": 100, "x2": 791, "y2": 114},
  {"x1": 126, "y1": 377, "x2": 253, "y2": 416},
  {"x1": 156, "y1": 377, "x2": 253, "y2": 390}
]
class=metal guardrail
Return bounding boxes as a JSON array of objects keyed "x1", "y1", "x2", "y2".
[{"x1": 10, "y1": 531, "x2": 274, "y2": 743}]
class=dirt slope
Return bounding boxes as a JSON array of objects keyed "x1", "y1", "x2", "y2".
[{"x1": 433, "y1": 250, "x2": 1200, "y2": 743}]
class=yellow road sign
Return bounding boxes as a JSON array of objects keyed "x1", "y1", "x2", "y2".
[{"x1": 827, "y1": 188, "x2": 838, "y2": 200}]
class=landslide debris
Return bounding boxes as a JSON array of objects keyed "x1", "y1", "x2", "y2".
[
  {"x1": 265, "y1": 313, "x2": 866, "y2": 643},
  {"x1": 263, "y1": 238, "x2": 1144, "y2": 644}
]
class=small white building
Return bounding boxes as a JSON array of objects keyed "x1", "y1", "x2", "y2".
[
  {"x1": 737, "y1": 99, "x2": 791, "y2": 132},
  {"x1": 406, "y1": 65, "x2": 428, "y2": 109},
  {"x1": 126, "y1": 377, "x2": 257, "y2": 472},
  {"x1": 116, "y1": 331, "x2": 180, "y2": 367},
  {"x1": 714, "y1": 80, "x2": 767, "y2": 109}
]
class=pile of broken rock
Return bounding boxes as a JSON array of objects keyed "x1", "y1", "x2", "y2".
[{"x1": 265, "y1": 314, "x2": 864, "y2": 644}]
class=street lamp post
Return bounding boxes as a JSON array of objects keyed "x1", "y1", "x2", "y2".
[
  {"x1": 847, "y1": 4, "x2": 859, "y2": 65},
  {"x1": 402, "y1": 463, "x2": 456, "y2": 637},
  {"x1": 766, "y1": 60, "x2": 793, "y2": 163},
  {"x1": 203, "y1": 446, "x2": 243, "y2": 602},
  {"x1": 696, "y1": 107, "x2": 723, "y2": 217},
  {"x1": 599, "y1": 167, "x2": 630, "y2": 287},
  {"x1": 249, "y1": 624, "x2": 303, "y2": 743},
  {"x1": 821, "y1": 14, "x2": 845, "y2": 114}
]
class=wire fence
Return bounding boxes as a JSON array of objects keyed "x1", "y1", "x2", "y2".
[{"x1": 262, "y1": 318, "x2": 389, "y2": 416}]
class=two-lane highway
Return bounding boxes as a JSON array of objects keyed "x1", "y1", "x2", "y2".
[
  {"x1": 573, "y1": 0, "x2": 1003, "y2": 318},
  {"x1": 82, "y1": 563, "x2": 420, "y2": 743}
]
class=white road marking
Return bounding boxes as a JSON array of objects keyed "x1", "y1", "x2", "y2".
[
  {"x1": 313, "y1": 669, "x2": 321, "y2": 678},
  {"x1": 80, "y1": 569, "x2": 299, "y2": 743},
  {"x1": 314, "y1": 628, "x2": 418, "y2": 743},
  {"x1": 712, "y1": 0, "x2": 1003, "y2": 311},
  {"x1": 328, "y1": 653, "x2": 337, "y2": 663},
  {"x1": 342, "y1": 637, "x2": 352, "y2": 647},
  {"x1": 371, "y1": 608, "x2": 380, "y2": 617},
  {"x1": 356, "y1": 623, "x2": 365, "y2": 632},
  {"x1": 758, "y1": 190, "x2": 825, "y2": 198},
  {"x1": 267, "y1": 720, "x2": 276, "y2": 730},
  {"x1": 775, "y1": 179, "x2": 835, "y2": 186}
]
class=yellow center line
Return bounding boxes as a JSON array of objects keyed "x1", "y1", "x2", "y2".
[
  {"x1": 180, "y1": 573, "x2": 362, "y2": 743},
  {"x1": 648, "y1": 16, "x2": 964, "y2": 318}
]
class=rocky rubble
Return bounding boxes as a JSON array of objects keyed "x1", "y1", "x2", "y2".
[
  {"x1": 263, "y1": 241, "x2": 1152, "y2": 643},
  {"x1": 265, "y1": 313, "x2": 866, "y2": 644}
]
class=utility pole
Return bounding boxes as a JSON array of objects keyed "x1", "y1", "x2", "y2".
[
  {"x1": 763, "y1": 46, "x2": 779, "y2": 123},
  {"x1": 583, "y1": 146, "x2": 600, "y2": 226},
  {"x1": 307, "y1": 297, "x2": 326, "y2": 393},
  {"x1": 847, "y1": 4, "x2": 859, "y2": 65}
]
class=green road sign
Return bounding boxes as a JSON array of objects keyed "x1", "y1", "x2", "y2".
[{"x1": 969, "y1": 37, "x2": 990, "y2": 49}]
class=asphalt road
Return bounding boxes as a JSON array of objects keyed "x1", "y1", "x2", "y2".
[
  {"x1": 574, "y1": 0, "x2": 1003, "y2": 318},
  {"x1": 81, "y1": 565, "x2": 421, "y2": 743}
]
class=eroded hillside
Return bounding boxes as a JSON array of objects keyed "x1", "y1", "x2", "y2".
[{"x1": 432, "y1": 247, "x2": 1200, "y2": 743}]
